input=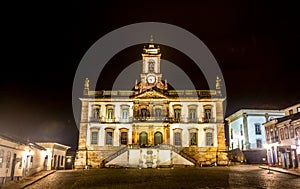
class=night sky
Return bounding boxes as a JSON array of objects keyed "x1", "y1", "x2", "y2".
[{"x1": 1, "y1": 1, "x2": 299, "y2": 149}]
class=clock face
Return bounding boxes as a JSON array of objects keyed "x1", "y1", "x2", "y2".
[{"x1": 147, "y1": 75, "x2": 156, "y2": 84}]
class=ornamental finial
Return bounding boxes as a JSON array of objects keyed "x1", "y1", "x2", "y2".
[{"x1": 150, "y1": 35, "x2": 154, "y2": 43}]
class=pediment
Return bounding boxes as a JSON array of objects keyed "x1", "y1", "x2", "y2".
[{"x1": 132, "y1": 90, "x2": 168, "y2": 99}]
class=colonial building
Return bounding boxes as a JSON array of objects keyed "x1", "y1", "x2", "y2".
[
  {"x1": 75, "y1": 40, "x2": 228, "y2": 168},
  {"x1": 226, "y1": 109, "x2": 284, "y2": 163},
  {"x1": 0, "y1": 133, "x2": 70, "y2": 185},
  {"x1": 263, "y1": 102, "x2": 300, "y2": 170}
]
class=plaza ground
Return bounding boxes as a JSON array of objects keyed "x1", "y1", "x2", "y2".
[{"x1": 2, "y1": 165, "x2": 300, "y2": 189}]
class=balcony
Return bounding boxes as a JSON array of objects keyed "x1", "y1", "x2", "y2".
[{"x1": 202, "y1": 117, "x2": 215, "y2": 123}]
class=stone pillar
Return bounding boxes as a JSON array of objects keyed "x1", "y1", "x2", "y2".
[
  {"x1": 75, "y1": 100, "x2": 89, "y2": 169},
  {"x1": 215, "y1": 102, "x2": 226, "y2": 151},
  {"x1": 243, "y1": 113, "x2": 250, "y2": 150}
]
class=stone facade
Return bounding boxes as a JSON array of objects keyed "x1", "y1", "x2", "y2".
[{"x1": 75, "y1": 40, "x2": 228, "y2": 168}]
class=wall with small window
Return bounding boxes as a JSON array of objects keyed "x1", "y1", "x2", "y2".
[{"x1": 247, "y1": 116, "x2": 268, "y2": 149}]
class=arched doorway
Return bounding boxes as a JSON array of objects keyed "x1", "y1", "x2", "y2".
[
  {"x1": 154, "y1": 131, "x2": 163, "y2": 145},
  {"x1": 139, "y1": 132, "x2": 148, "y2": 146}
]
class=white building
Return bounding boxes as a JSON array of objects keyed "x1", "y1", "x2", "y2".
[
  {"x1": 0, "y1": 133, "x2": 70, "y2": 185},
  {"x1": 75, "y1": 39, "x2": 228, "y2": 168},
  {"x1": 226, "y1": 109, "x2": 284, "y2": 163},
  {"x1": 263, "y1": 102, "x2": 300, "y2": 170}
]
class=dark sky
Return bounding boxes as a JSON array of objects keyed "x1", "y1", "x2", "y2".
[{"x1": 1, "y1": 1, "x2": 299, "y2": 149}]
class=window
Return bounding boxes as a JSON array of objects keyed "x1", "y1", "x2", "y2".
[
  {"x1": 121, "y1": 132, "x2": 127, "y2": 145},
  {"x1": 6, "y1": 151, "x2": 11, "y2": 168},
  {"x1": 0, "y1": 150, "x2": 4, "y2": 168},
  {"x1": 91, "y1": 131, "x2": 98, "y2": 145},
  {"x1": 241, "y1": 140, "x2": 244, "y2": 150},
  {"x1": 280, "y1": 128, "x2": 284, "y2": 140},
  {"x1": 155, "y1": 108, "x2": 162, "y2": 118},
  {"x1": 107, "y1": 108, "x2": 113, "y2": 120},
  {"x1": 190, "y1": 132, "x2": 197, "y2": 145},
  {"x1": 141, "y1": 108, "x2": 147, "y2": 119},
  {"x1": 154, "y1": 132, "x2": 163, "y2": 145},
  {"x1": 255, "y1": 123, "x2": 262, "y2": 135},
  {"x1": 230, "y1": 128, "x2": 233, "y2": 139},
  {"x1": 284, "y1": 127, "x2": 289, "y2": 139},
  {"x1": 189, "y1": 109, "x2": 196, "y2": 120},
  {"x1": 256, "y1": 139, "x2": 262, "y2": 148},
  {"x1": 148, "y1": 59, "x2": 155, "y2": 72},
  {"x1": 174, "y1": 132, "x2": 181, "y2": 146},
  {"x1": 206, "y1": 132, "x2": 213, "y2": 146},
  {"x1": 92, "y1": 106, "x2": 100, "y2": 119},
  {"x1": 122, "y1": 108, "x2": 128, "y2": 119},
  {"x1": 174, "y1": 109, "x2": 181, "y2": 121},
  {"x1": 204, "y1": 109, "x2": 212, "y2": 121},
  {"x1": 266, "y1": 129, "x2": 270, "y2": 141},
  {"x1": 297, "y1": 107, "x2": 300, "y2": 113},
  {"x1": 106, "y1": 132, "x2": 113, "y2": 145},
  {"x1": 289, "y1": 126, "x2": 295, "y2": 138},
  {"x1": 289, "y1": 109, "x2": 293, "y2": 115},
  {"x1": 295, "y1": 127, "x2": 300, "y2": 138},
  {"x1": 240, "y1": 124, "x2": 243, "y2": 136}
]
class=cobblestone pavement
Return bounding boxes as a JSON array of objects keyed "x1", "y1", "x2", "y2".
[{"x1": 24, "y1": 165, "x2": 300, "y2": 189}]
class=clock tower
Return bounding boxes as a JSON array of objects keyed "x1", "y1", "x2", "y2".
[{"x1": 135, "y1": 35, "x2": 167, "y2": 93}]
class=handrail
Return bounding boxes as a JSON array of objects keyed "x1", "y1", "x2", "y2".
[{"x1": 102, "y1": 146, "x2": 128, "y2": 166}]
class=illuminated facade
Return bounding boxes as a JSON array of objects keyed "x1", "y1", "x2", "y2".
[
  {"x1": 263, "y1": 103, "x2": 300, "y2": 170},
  {"x1": 0, "y1": 133, "x2": 69, "y2": 182},
  {"x1": 226, "y1": 109, "x2": 284, "y2": 163},
  {"x1": 75, "y1": 40, "x2": 228, "y2": 168}
]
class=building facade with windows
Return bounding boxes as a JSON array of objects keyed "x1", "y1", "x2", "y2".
[
  {"x1": 263, "y1": 102, "x2": 300, "y2": 170},
  {"x1": 75, "y1": 41, "x2": 228, "y2": 168},
  {"x1": 0, "y1": 133, "x2": 70, "y2": 184},
  {"x1": 226, "y1": 109, "x2": 284, "y2": 163}
]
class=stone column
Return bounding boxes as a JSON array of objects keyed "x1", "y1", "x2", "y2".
[{"x1": 243, "y1": 113, "x2": 250, "y2": 150}]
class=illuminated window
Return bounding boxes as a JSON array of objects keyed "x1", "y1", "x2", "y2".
[
  {"x1": 205, "y1": 109, "x2": 212, "y2": 121},
  {"x1": 121, "y1": 132, "x2": 127, "y2": 145},
  {"x1": 255, "y1": 123, "x2": 261, "y2": 135},
  {"x1": 206, "y1": 132, "x2": 213, "y2": 146},
  {"x1": 92, "y1": 106, "x2": 100, "y2": 119},
  {"x1": 256, "y1": 139, "x2": 262, "y2": 148},
  {"x1": 174, "y1": 132, "x2": 181, "y2": 146},
  {"x1": 107, "y1": 108, "x2": 113, "y2": 120},
  {"x1": 240, "y1": 124, "x2": 243, "y2": 136},
  {"x1": 141, "y1": 108, "x2": 147, "y2": 119},
  {"x1": 189, "y1": 109, "x2": 196, "y2": 120},
  {"x1": 155, "y1": 108, "x2": 162, "y2": 118},
  {"x1": 190, "y1": 132, "x2": 197, "y2": 145},
  {"x1": 289, "y1": 126, "x2": 294, "y2": 138},
  {"x1": 0, "y1": 150, "x2": 4, "y2": 168},
  {"x1": 148, "y1": 59, "x2": 155, "y2": 72},
  {"x1": 6, "y1": 151, "x2": 11, "y2": 168},
  {"x1": 297, "y1": 107, "x2": 300, "y2": 113},
  {"x1": 266, "y1": 129, "x2": 270, "y2": 141},
  {"x1": 174, "y1": 109, "x2": 181, "y2": 121},
  {"x1": 241, "y1": 140, "x2": 244, "y2": 150},
  {"x1": 280, "y1": 128, "x2": 284, "y2": 140},
  {"x1": 154, "y1": 132, "x2": 163, "y2": 145},
  {"x1": 122, "y1": 108, "x2": 128, "y2": 119},
  {"x1": 295, "y1": 127, "x2": 300, "y2": 137},
  {"x1": 91, "y1": 131, "x2": 98, "y2": 145},
  {"x1": 284, "y1": 127, "x2": 289, "y2": 139}
]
